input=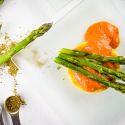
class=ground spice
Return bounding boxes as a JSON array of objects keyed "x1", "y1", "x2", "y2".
[
  {"x1": 0, "y1": 32, "x2": 26, "y2": 106},
  {"x1": 32, "y1": 50, "x2": 44, "y2": 68},
  {"x1": 13, "y1": 77, "x2": 17, "y2": 96},
  {"x1": 6, "y1": 60, "x2": 19, "y2": 76},
  {"x1": 0, "y1": 33, "x2": 18, "y2": 76},
  {"x1": 57, "y1": 66, "x2": 61, "y2": 70},
  {"x1": 5, "y1": 96, "x2": 25, "y2": 113}
]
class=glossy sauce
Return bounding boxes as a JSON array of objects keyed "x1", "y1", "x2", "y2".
[{"x1": 68, "y1": 21, "x2": 120, "y2": 92}]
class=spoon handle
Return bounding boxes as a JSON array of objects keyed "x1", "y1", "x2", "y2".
[
  {"x1": 11, "y1": 112, "x2": 21, "y2": 125},
  {"x1": 0, "y1": 114, "x2": 4, "y2": 125},
  {"x1": 0, "y1": 106, "x2": 4, "y2": 125}
]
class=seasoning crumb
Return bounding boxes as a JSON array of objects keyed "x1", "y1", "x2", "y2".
[
  {"x1": 13, "y1": 77, "x2": 18, "y2": 96},
  {"x1": 44, "y1": 52, "x2": 48, "y2": 55},
  {"x1": 32, "y1": 50, "x2": 44, "y2": 68},
  {"x1": 0, "y1": 24, "x2": 2, "y2": 30},
  {"x1": 57, "y1": 66, "x2": 61, "y2": 70},
  {"x1": 17, "y1": 95, "x2": 26, "y2": 105},
  {"x1": 62, "y1": 78, "x2": 65, "y2": 80},
  {"x1": 0, "y1": 33, "x2": 18, "y2": 76},
  {"x1": 6, "y1": 60, "x2": 19, "y2": 76}
]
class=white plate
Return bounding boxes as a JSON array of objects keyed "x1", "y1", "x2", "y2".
[{"x1": 1, "y1": 0, "x2": 125, "y2": 125}]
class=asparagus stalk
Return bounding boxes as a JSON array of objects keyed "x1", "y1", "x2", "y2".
[
  {"x1": 0, "y1": 23, "x2": 52, "y2": 65},
  {"x1": 58, "y1": 53, "x2": 125, "y2": 81},
  {"x1": 60, "y1": 48, "x2": 125, "y2": 64},
  {"x1": 54, "y1": 57, "x2": 125, "y2": 93},
  {"x1": 0, "y1": 0, "x2": 4, "y2": 5}
]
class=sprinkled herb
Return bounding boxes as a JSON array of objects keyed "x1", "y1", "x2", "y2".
[
  {"x1": 62, "y1": 78, "x2": 65, "y2": 80},
  {"x1": 57, "y1": 66, "x2": 61, "y2": 70},
  {"x1": 0, "y1": 33, "x2": 19, "y2": 76},
  {"x1": 6, "y1": 60, "x2": 19, "y2": 76}
]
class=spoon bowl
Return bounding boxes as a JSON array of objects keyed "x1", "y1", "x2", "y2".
[{"x1": 4, "y1": 96, "x2": 21, "y2": 125}]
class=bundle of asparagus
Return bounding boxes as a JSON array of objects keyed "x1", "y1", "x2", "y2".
[{"x1": 55, "y1": 48, "x2": 125, "y2": 93}]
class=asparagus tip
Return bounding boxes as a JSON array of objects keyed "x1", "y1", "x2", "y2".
[{"x1": 43, "y1": 23, "x2": 53, "y2": 29}]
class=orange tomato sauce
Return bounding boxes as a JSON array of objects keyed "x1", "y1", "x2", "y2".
[{"x1": 68, "y1": 21, "x2": 120, "y2": 92}]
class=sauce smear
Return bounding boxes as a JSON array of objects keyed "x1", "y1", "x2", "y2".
[{"x1": 68, "y1": 21, "x2": 120, "y2": 92}]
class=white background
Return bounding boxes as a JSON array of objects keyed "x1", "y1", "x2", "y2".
[{"x1": 0, "y1": 0, "x2": 125, "y2": 125}]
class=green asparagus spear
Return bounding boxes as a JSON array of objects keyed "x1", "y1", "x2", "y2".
[
  {"x1": 58, "y1": 53, "x2": 125, "y2": 81},
  {"x1": 60, "y1": 48, "x2": 125, "y2": 64},
  {"x1": 0, "y1": 23, "x2": 52, "y2": 65},
  {"x1": 54, "y1": 57, "x2": 125, "y2": 93},
  {"x1": 0, "y1": 0, "x2": 4, "y2": 5}
]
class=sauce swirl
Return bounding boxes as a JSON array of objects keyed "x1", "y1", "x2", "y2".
[{"x1": 68, "y1": 21, "x2": 120, "y2": 92}]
